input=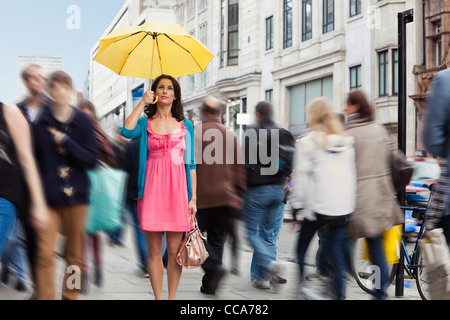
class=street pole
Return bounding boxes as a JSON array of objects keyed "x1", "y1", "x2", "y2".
[{"x1": 396, "y1": 8, "x2": 414, "y2": 298}]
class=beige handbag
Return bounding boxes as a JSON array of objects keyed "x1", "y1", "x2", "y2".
[{"x1": 176, "y1": 215, "x2": 209, "y2": 269}]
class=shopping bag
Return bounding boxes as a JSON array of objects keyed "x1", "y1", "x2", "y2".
[
  {"x1": 383, "y1": 225, "x2": 402, "y2": 264},
  {"x1": 362, "y1": 225, "x2": 402, "y2": 264},
  {"x1": 85, "y1": 164, "x2": 127, "y2": 234},
  {"x1": 419, "y1": 228, "x2": 450, "y2": 300}
]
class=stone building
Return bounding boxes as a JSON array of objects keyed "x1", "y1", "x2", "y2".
[
  {"x1": 411, "y1": 0, "x2": 450, "y2": 153},
  {"x1": 88, "y1": 0, "x2": 427, "y2": 154}
]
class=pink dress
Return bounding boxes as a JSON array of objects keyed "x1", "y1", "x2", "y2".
[{"x1": 138, "y1": 119, "x2": 193, "y2": 232}]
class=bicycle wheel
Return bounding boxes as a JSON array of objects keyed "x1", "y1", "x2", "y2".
[
  {"x1": 351, "y1": 238, "x2": 398, "y2": 295},
  {"x1": 413, "y1": 246, "x2": 430, "y2": 300}
]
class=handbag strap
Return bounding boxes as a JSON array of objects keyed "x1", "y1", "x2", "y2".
[{"x1": 189, "y1": 214, "x2": 200, "y2": 230}]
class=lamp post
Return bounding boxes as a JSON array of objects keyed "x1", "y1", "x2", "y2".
[
  {"x1": 396, "y1": 8, "x2": 414, "y2": 298},
  {"x1": 115, "y1": 103, "x2": 127, "y2": 125}
]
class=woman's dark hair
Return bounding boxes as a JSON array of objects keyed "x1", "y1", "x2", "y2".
[
  {"x1": 144, "y1": 74, "x2": 185, "y2": 122},
  {"x1": 78, "y1": 99, "x2": 98, "y2": 121},
  {"x1": 346, "y1": 90, "x2": 375, "y2": 122}
]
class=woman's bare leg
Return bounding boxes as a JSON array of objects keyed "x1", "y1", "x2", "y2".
[
  {"x1": 145, "y1": 232, "x2": 164, "y2": 300},
  {"x1": 166, "y1": 232, "x2": 183, "y2": 300}
]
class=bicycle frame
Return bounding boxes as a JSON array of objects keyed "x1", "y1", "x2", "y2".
[{"x1": 399, "y1": 206, "x2": 427, "y2": 275}]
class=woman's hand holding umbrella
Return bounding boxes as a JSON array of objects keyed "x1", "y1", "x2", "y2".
[{"x1": 143, "y1": 87, "x2": 158, "y2": 105}]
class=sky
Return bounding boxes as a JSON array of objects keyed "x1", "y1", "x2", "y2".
[{"x1": 0, "y1": 0, "x2": 125, "y2": 105}]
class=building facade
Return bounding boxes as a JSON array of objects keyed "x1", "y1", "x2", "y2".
[
  {"x1": 88, "y1": 0, "x2": 425, "y2": 155},
  {"x1": 175, "y1": 0, "x2": 423, "y2": 154},
  {"x1": 411, "y1": 0, "x2": 450, "y2": 154}
]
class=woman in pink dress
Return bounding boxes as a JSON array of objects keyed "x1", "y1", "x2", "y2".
[{"x1": 121, "y1": 75, "x2": 197, "y2": 300}]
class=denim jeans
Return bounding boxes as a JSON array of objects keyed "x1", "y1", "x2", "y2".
[
  {"x1": 296, "y1": 218, "x2": 321, "y2": 282},
  {"x1": 322, "y1": 224, "x2": 347, "y2": 300},
  {"x1": 250, "y1": 202, "x2": 285, "y2": 281},
  {"x1": 243, "y1": 185, "x2": 285, "y2": 281},
  {"x1": 1, "y1": 220, "x2": 27, "y2": 282},
  {"x1": 366, "y1": 235, "x2": 389, "y2": 300},
  {"x1": 0, "y1": 198, "x2": 16, "y2": 257}
]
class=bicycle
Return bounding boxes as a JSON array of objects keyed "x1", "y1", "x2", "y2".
[{"x1": 351, "y1": 186, "x2": 433, "y2": 300}]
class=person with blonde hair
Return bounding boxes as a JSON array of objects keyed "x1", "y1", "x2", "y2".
[{"x1": 290, "y1": 97, "x2": 356, "y2": 300}]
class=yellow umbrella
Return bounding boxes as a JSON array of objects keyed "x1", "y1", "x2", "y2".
[{"x1": 93, "y1": 21, "x2": 214, "y2": 80}]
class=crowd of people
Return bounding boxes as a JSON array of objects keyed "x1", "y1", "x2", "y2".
[{"x1": 0, "y1": 64, "x2": 449, "y2": 301}]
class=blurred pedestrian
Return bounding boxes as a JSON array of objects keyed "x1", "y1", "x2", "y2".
[
  {"x1": 78, "y1": 99, "x2": 119, "y2": 293},
  {"x1": 119, "y1": 137, "x2": 149, "y2": 276},
  {"x1": 107, "y1": 127, "x2": 129, "y2": 247},
  {"x1": 195, "y1": 97, "x2": 246, "y2": 295},
  {"x1": 121, "y1": 74, "x2": 196, "y2": 300},
  {"x1": 1, "y1": 221, "x2": 27, "y2": 292},
  {"x1": 422, "y1": 68, "x2": 450, "y2": 245},
  {"x1": 16, "y1": 64, "x2": 52, "y2": 298},
  {"x1": 290, "y1": 97, "x2": 356, "y2": 300},
  {"x1": 344, "y1": 90, "x2": 404, "y2": 300},
  {"x1": 0, "y1": 102, "x2": 49, "y2": 281},
  {"x1": 243, "y1": 101, "x2": 295, "y2": 290},
  {"x1": 32, "y1": 71, "x2": 99, "y2": 300},
  {"x1": 17, "y1": 64, "x2": 50, "y2": 123}
]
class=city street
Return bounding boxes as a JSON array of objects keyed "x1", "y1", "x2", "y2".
[{"x1": 0, "y1": 218, "x2": 422, "y2": 302}]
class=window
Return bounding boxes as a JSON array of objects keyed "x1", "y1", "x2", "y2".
[
  {"x1": 392, "y1": 49, "x2": 398, "y2": 95},
  {"x1": 187, "y1": 0, "x2": 195, "y2": 19},
  {"x1": 188, "y1": 75, "x2": 195, "y2": 95},
  {"x1": 350, "y1": 0, "x2": 361, "y2": 17},
  {"x1": 283, "y1": 0, "x2": 293, "y2": 48},
  {"x1": 265, "y1": 89, "x2": 273, "y2": 104},
  {"x1": 220, "y1": 0, "x2": 225, "y2": 68},
  {"x1": 266, "y1": 16, "x2": 273, "y2": 50},
  {"x1": 378, "y1": 51, "x2": 388, "y2": 97},
  {"x1": 290, "y1": 77, "x2": 333, "y2": 129},
  {"x1": 323, "y1": 0, "x2": 334, "y2": 33},
  {"x1": 132, "y1": 84, "x2": 144, "y2": 108},
  {"x1": 302, "y1": 0, "x2": 312, "y2": 41},
  {"x1": 349, "y1": 65, "x2": 362, "y2": 90},
  {"x1": 228, "y1": 0, "x2": 239, "y2": 66},
  {"x1": 436, "y1": 39, "x2": 442, "y2": 67},
  {"x1": 433, "y1": 21, "x2": 442, "y2": 68}
]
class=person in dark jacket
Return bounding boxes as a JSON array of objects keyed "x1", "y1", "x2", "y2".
[
  {"x1": 32, "y1": 71, "x2": 98, "y2": 300},
  {"x1": 195, "y1": 97, "x2": 246, "y2": 295},
  {"x1": 422, "y1": 68, "x2": 450, "y2": 245},
  {"x1": 11, "y1": 64, "x2": 51, "y2": 297},
  {"x1": 242, "y1": 101, "x2": 295, "y2": 290}
]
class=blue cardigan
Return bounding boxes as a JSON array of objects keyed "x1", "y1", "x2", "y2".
[{"x1": 121, "y1": 117, "x2": 196, "y2": 200}]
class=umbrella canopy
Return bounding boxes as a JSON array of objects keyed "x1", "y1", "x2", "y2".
[{"x1": 93, "y1": 21, "x2": 214, "y2": 79}]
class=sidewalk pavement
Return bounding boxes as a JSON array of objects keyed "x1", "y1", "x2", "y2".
[{"x1": 0, "y1": 221, "x2": 421, "y2": 301}]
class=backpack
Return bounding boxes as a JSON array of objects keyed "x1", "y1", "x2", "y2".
[
  {"x1": 244, "y1": 125, "x2": 295, "y2": 179},
  {"x1": 277, "y1": 128, "x2": 296, "y2": 176}
]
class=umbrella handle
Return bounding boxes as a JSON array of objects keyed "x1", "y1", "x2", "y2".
[{"x1": 150, "y1": 96, "x2": 158, "y2": 105}]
